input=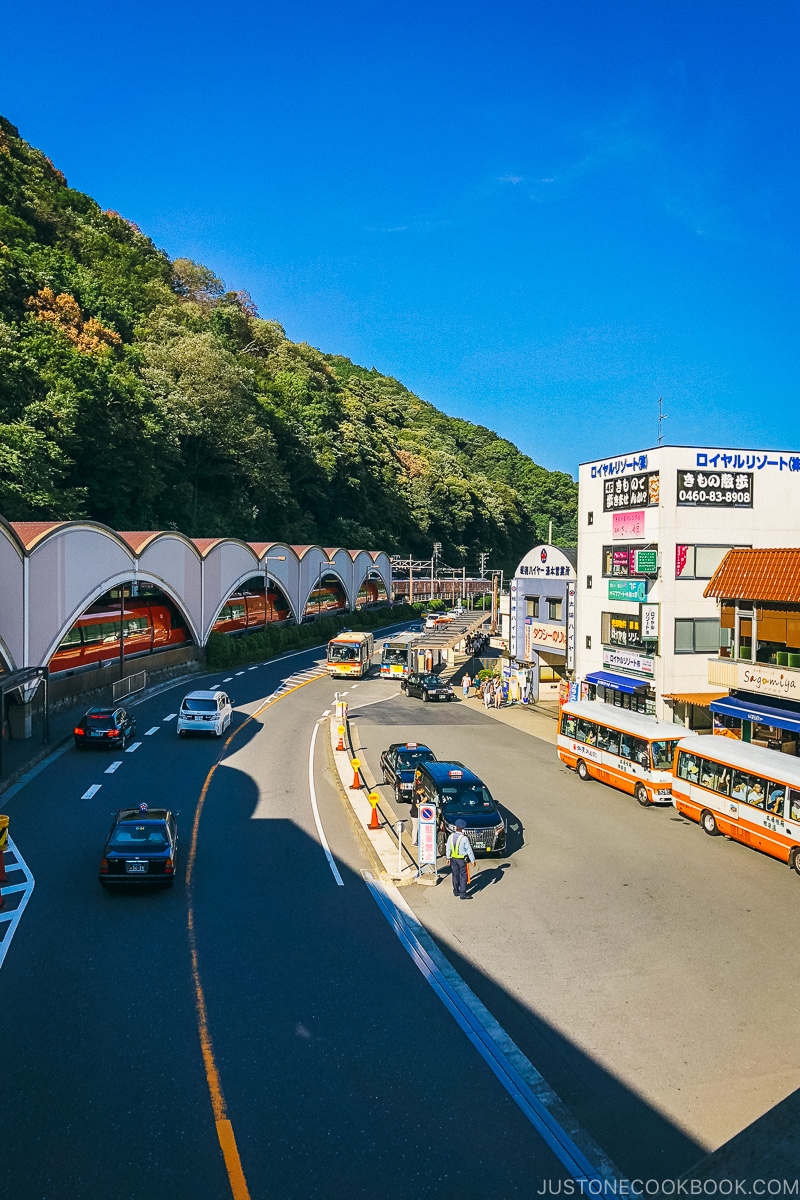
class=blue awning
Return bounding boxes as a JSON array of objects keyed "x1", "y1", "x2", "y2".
[
  {"x1": 585, "y1": 670, "x2": 650, "y2": 694},
  {"x1": 709, "y1": 696, "x2": 800, "y2": 736}
]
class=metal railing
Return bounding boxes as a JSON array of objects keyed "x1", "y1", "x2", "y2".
[{"x1": 112, "y1": 671, "x2": 146, "y2": 702}]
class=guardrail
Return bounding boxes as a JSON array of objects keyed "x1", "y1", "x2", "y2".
[{"x1": 112, "y1": 671, "x2": 146, "y2": 702}]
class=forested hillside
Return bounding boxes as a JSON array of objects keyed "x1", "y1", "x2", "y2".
[{"x1": 0, "y1": 116, "x2": 577, "y2": 569}]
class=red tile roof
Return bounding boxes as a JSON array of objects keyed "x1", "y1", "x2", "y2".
[
  {"x1": 9, "y1": 521, "x2": 66, "y2": 549},
  {"x1": 117, "y1": 531, "x2": 163, "y2": 553},
  {"x1": 704, "y1": 548, "x2": 800, "y2": 602}
]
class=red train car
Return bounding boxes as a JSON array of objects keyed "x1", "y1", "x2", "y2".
[
  {"x1": 356, "y1": 579, "x2": 387, "y2": 607},
  {"x1": 212, "y1": 585, "x2": 291, "y2": 635},
  {"x1": 50, "y1": 599, "x2": 189, "y2": 674},
  {"x1": 303, "y1": 581, "x2": 348, "y2": 621}
]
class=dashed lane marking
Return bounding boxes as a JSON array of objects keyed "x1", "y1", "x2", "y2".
[
  {"x1": 145, "y1": 726, "x2": 159, "y2": 736},
  {"x1": 235, "y1": 671, "x2": 245, "y2": 676},
  {"x1": 164, "y1": 714, "x2": 177, "y2": 722},
  {"x1": 125, "y1": 742, "x2": 142, "y2": 754},
  {"x1": 105, "y1": 761, "x2": 122, "y2": 774},
  {"x1": 223, "y1": 677, "x2": 233, "y2": 682},
  {"x1": 82, "y1": 784, "x2": 101, "y2": 799},
  {"x1": 248, "y1": 665, "x2": 258, "y2": 671}
]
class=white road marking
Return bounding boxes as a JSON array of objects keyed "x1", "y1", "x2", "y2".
[
  {"x1": 308, "y1": 720, "x2": 344, "y2": 886},
  {"x1": 248, "y1": 665, "x2": 258, "y2": 670},
  {"x1": 105, "y1": 761, "x2": 122, "y2": 774},
  {"x1": 322, "y1": 709, "x2": 330, "y2": 716},
  {"x1": 0, "y1": 837, "x2": 35, "y2": 971},
  {"x1": 223, "y1": 677, "x2": 233, "y2": 682},
  {"x1": 339, "y1": 690, "x2": 349, "y2": 695},
  {"x1": 364, "y1": 875, "x2": 620, "y2": 1185},
  {"x1": 164, "y1": 714, "x2": 176, "y2": 722},
  {"x1": 125, "y1": 742, "x2": 142, "y2": 754},
  {"x1": 145, "y1": 726, "x2": 159, "y2": 736},
  {"x1": 82, "y1": 784, "x2": 102, "y2": 799},
  {"x1": 235, "y1": 671, "x2": 245, "y2": 676}
]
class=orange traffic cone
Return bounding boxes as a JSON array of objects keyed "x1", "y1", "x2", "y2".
[
  {"x1": 350, "y1": 758, "x2": 361, "y2": 789},
  {"x1": 368, "y1": 791, "x2": 381, "y2": 830},
  {"x1": 336, "y1": 724, "x2": 345, "y2": 751}
]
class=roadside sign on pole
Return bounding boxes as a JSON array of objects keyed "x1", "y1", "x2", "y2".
[{"x1": 418, "y1": 802, "x2": 437, "y2": 874}]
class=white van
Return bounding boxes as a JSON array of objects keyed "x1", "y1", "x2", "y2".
[{"x1": 177, "y1": 690, "x2": 233, "y2": 738}]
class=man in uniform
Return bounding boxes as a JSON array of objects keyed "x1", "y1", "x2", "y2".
[{"x1": 446, "y1": 818, "x2": 475, "y2": 900}]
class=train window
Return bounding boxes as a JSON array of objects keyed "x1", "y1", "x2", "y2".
[{"x1": 81, "y1": 625, "x2": 104, "y2": 646}]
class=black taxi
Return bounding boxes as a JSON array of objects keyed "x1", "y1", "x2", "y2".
[
  {"x1": 99, "y1": 806, "x2": 179, "y2": 887},
  {"x1": 380, "y1": 742, "x2": 437, "y2": 800},
  {"x1": 412, "y1": 760, "x2": 506, "y2": 856}
]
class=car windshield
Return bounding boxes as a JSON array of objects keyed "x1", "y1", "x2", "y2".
[
  {"x1": 651, "y1": 740, "x2": 680, "y2": 770},
  {"x1": 423, "y1": 675, "x2": 443, "y2": 686},
  {"x1": 182, "y1": 698, "x2": 217, "y2": 712},
  {"x1": 397, "y1": 749, "x2": 435, "y2": 767},
  {"x1": 329, "y1": 644, "x2": 359, "y2": 661},
  {"x1": 109, "y1": 824, "x2": 169, "y2": 851},
  {"x1": 441, "y1": 783, "x2": 495, "y2": 812}
]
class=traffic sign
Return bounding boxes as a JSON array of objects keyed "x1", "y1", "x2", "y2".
[
  {"x1": 420, "y1": 805, "x2": 435, "y2": 823},
  {"x1": 418, "y1": 801, "x2": 437, "y2": 871}
]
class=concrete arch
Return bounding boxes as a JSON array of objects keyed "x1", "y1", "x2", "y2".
[
  {"x1": 352, "y1": 551, "x2": 392, "y2": 604},
  {"x1": 206, "y1": 569, "x2": 298, "y2": 632},
  {"x1": 299, "y1": 566, "x2": 351, "y2": 619}
]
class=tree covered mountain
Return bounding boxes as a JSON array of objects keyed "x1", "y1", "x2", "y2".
[{"x1": 0, "y1": 115, "x2": 577, "y2": 569}]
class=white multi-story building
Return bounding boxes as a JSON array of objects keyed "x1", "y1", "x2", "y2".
[{"x1": 575, "y1": 444, "x2": 800, "y2": 729}]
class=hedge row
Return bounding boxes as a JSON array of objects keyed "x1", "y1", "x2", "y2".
[{"x1": 204, "y1": 604, "x2": 418, "y2": 670}]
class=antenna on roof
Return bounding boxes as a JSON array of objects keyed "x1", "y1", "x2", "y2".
[{"x1": 657, "y1": 397, "x2": 666, "y2": 446}]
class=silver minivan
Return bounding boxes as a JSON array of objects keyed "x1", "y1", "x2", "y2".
[{"x1": 177, "y1": 690, "x2": 233, "y2": 738}]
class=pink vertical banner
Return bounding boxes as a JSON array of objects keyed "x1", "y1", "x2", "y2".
[{"x1": 612, "y1": 510, "x2": 645, "y2": 540}]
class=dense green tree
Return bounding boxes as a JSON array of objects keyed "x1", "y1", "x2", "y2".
[{"x1": 0, "y1": 115, "x2": 577, "y2": 569}]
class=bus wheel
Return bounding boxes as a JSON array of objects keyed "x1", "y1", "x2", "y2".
[
  {"x1": 635, "y1": 784, "x2": 651, "y2": 807},
  {"x1": 576, "y1": 759, "x2": 590, "y2": 782},
  {"x1": 701, "y1": 809, "x2": 719, "y2": 836},
  {"x1": 790, "y1": 848, "x2": 800, "y2": 875}
]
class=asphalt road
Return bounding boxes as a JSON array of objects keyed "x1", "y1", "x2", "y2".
[
  {"x1": 1, "y1": 648, "x2": 571, "y2": 1200},
  {"x1": 350, "y1": 680, "x2": 800, "y2": 1176}
]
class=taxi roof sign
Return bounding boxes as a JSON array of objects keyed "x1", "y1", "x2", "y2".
[
  {"x1": 406, "y1": 742, "x2": 418, "y2": 748},
  {"x1": 448, "y1": 769, "x2": 463, "y2": 778}
]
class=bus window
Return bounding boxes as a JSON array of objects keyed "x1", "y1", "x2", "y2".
[
  {"x1": 596, "y1": 726, "x2": 620, "y2": 754},
  {"x1": 766, "y1": 782, "x2": 786, "y2": 815},
  {"x1": 731, "y1": 771, "x2": 767, "y2": 808},
  {"x1": 790, "y1": 790, "x2": 800, "y2": 821},
  {"x1": 651, "y1": 740, "x2": 680, "y2": 771},
  {"x1": 576, "y1": 719, "x2": 596, "y2": 745},
  {"x1": 561, "y1": 713, "x2": 577, "y2": 738},
  {"x1": 698, "y1": 761, "x2": 730, "y2": 795},
  {"x1": 677, "y1": 752, "x2": 700, "y2": 782},
  {"x1": 620, "y1": 733, "x2": 648, "y2": 767}
]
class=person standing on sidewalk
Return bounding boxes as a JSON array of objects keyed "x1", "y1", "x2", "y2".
[
  {"x1": 410, "y1": 791, "x2": 419, "y2": 845},
  {"x1": 446, "y1": 819, "x2": 475, "y2": 899},
  {"x1": 494, "y1": 680, "x2": 502, "y2": 709},
  {"x1": 483, "y1": 680, "x2": 492, "y2": 711},
  {"x1": 462, "y1": 672, "x2": 471, "y2": 700}
]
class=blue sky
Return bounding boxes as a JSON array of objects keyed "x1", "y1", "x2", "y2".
[{"x1": 2, "y1": 1, "x2": 798, "y2": 475}]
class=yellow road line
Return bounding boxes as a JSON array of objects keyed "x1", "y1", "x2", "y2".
[{"x1": 185, "y1": 671, "x2": 326, "y2": 1200}]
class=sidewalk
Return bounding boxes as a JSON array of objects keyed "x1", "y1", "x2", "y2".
[{"x1": 440, "y1": 654, "x2": 560, "y2": 746}]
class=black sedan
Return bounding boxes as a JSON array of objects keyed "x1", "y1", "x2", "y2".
[
  {"x1": 379, "y1": 742, "x2": 437, "y2": 800},
  {"x1": 74, "y1": 706, "x2": 136, "y2": 750},
  {"x1": 401, "y1": 672, "x2": 455, "y2": 702},
  {"x1": 99, "y1": 807, "x2": 178, "y2": 887}
]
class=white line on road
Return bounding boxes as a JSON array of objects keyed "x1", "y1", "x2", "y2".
[
  {"x1": 322, "y1": 709, "x2": 330, "y2": 716},
  {"x1": 82, "y1": 784, "x2": 102, "y2": 799},
  {"x1": 308, "y1": 720, "x2": 344, "y2": 886},
  {"x1": 248, "y1": 665, "x2": 258, "y2": 670},
  {"x1": 364, "y1": 875, "x2": 621, "y2": 1186},
  {"x1": 164, "y1": 714, "x2": 176, "y2": 722},
  {"x1": 0, "y1": 838, "x2": 35, "y2": 971},
  {"x1": 223, "y1": 677, "x2": 233, "y2": 682},
  {"x1": 105, "y1": 761, "x2": 122, "y2": 774},
  {"x1": 235, "y1": 671, "x2": 245, "y2": 676},
  {"x1": 144, "y1": 726, "x2": 159, "y2": 736},
  {"x1": 125, "y1": 742, "x2": 142, "y2": 754}
]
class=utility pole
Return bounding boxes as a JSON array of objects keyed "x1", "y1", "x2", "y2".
[
  {"x1": 409, "y1": 551, "x2": 413, "y2": 604},
  {"x1": 478, "y1": 551, "x2": 489, "y2": 579},
  {"x1": 658, "y1": 397, "x2": 666, "y2": 446},
  {"x1": 548, "y1": 519, "x2": 553, "y2": 544}
]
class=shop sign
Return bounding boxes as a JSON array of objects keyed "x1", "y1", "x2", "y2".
[
  {"x1": 608, "y1": 579, "x2": 647, "y2": 602},
  {"x1": 612, "y1": 510, "x2": 646, "y2": 540},
  {"x1": 634, "y1": 549, "x2": 658, "y2": 574},
  {"x1": 736, "y1": 663, "x2": 800, "y2": 701},
  {"x1": 642, "y1": 604, "x2": 659, "y2": 640},
  {"x1": 676, "y1": 470, "x2": 753, "y2": 508},
  {"x1": 602, "y1": 648, "x2": 655, "y2": 676},
  {"x1": 566, "y1": 582, "x2": 576, "y2": 671},
  {"x1": 603, "y1": 471, "x2": 659, "y2": 512},
  {"x1": 603, "y1": 611, "x2": 644, "y2": 650},
  {"x1": 525, "y1": 618, "x2": 567, "y2": 656}
]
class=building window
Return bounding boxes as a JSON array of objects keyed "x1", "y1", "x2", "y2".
[
  {"x1": 587, "y1": 512, "x2": 594, "y2": 525},
  {"x1": 585, "y1": 636, "x2": 592, "y2": 650},
  {"x1": 547, "y1": 597, "x2": 562, "y2": 621},
  {"x1": 674, "y1": 617, "x2": 722, "y2": 654},
  {"x1": 586, "y1": 575, "x2": 593, "y2": 589},
  {"x1": 602, "y1": 545, "x2": 659, "y2": 578},
  {"x1": 526, "y1": 597, "x2": 539, "y2": 618},
  {"x1": 675, "y1": 545, "x2": 748, "y2": 580}
]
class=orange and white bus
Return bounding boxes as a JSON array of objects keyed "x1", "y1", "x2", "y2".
[
  {"x1": 557, "y1": 701, "x2": 684, "y2": 806},
  {"x1": 326, "y1": 631, "x2": 374, "y2": 678},
  {"x1": 672, "y1": 736, "x2": 800, "y2": 874}
]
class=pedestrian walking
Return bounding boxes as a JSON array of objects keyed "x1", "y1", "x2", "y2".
[
  {"x1": 493, "y1": 679, "x2": 502, "y2": 709},
  {"x1": 462, "y1": 672, "x2": 471, "y2": 700},
  {"x1": 446, "y1": 819, "x2": 475, "y2": 899},
  {"x1": 410, "y1": 792, "x2": 419, "y2": 845},
  {"x1": 483, "y1": 681, "x2": 492, "y2": 711}
]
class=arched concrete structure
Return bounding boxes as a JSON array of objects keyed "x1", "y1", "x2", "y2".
[{"x1": 0, "y1": 516, "x2": 392, "y2": 673}]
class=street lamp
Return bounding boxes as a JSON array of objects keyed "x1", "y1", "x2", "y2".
[
  {"x1": 316, "y1": 557, "x2": 336, "y2": 619},
  {"x1": 262, "y1": 554, "x2": 286, "y2": 626}
]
